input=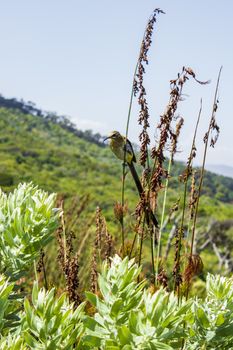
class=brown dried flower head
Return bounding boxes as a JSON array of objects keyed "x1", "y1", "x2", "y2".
[
  {"x1": 157, "y1": 268, "x2": 169, "y2": 290},
  {"x1": 171, "y1": 117, "x2": 184, "y2": 161},
  {"x1": 184, "y1": 254, "x2": 203, "y2": 284},
  {"x1": 173, "y1": 227, "x2": 184, "y2": 289},
  {"x1": 133, "y1": 9, "x2": 165, "y2": 167},
  {"x1": 151, "y1": 68, "x2": 208, "y2": 192},
  {"x1": 65, "y1": 254, "x2": 81, "y2": 308},
  {"x1": 114, "y1": 201, "x2": 127, "y2": 224},
  {"x1": 210, "y1": 99, "x2": 220, "y2": 147},
  {"x1": 189, "y1": 170, "x2": 198, "y2": 220}
]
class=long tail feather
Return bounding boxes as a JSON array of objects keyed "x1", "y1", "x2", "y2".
[
  {"x1": 128, "y1": 162, "x2": 144, "y2": 195},
  {"x1": 128, "y1": 162, "x2": 159, "y2": 229}
]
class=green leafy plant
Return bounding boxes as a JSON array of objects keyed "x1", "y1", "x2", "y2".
[
  {"x1": 129, "y1": 289, "x2": 191, "y2": 349},
  {"x1": 2, "y1": 247, "x2": 233, "y2": 349},
  {"x1": 186, "y1": 274, "x2": 233, "y2": 349},
  {"x1": 83, "y1": 255, "x2": 145, "y2": 349},
  {"x1": 0, "y1": 182, "x2": 60, "y2": 279},
  {"x1": 83, "y1": 256, "x2": 233, "y2": 349},
  {"x1": 21, "y1": 281, "x2": 85, "y2": 350},
  {"x1": 82, "y1": 255, "x2": 191, "y2": 349},
  {"x1": 0, "y1": 274, "x2": 17, "y2": 333},
  {"x1": 0, "y1": 334, "x2": 27, "y2": 350}
]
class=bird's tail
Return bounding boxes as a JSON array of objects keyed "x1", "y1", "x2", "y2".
[
  {"x1": 128, "y1": 161, "x2": 144, "y2": 196},
  {"x1": 128, "y1": 162, "x2": 159, "y2": 230}
]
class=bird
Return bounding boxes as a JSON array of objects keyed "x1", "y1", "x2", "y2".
[{"x1": 104, "y1": 131, "x2": 159, "y2": 229}]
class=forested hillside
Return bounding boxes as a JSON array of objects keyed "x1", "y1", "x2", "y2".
[
  {"x1": 0, "y1": 100, "x2": 128, "y2": 223},
  {"x1": 1, "y1": 97, "x2": 233, "y2": 288},
  {"x1": 0, "y1": 96, "x2": 233, "y2": 217}
]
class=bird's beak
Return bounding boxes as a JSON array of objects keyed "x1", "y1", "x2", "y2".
[{"x1": 103, "y1": 136, "x2": 111, "y2": 142}]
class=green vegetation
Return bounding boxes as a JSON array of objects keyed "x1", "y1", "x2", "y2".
[
  {"x1": 0, "y1": 183, "x2": 59, "y2": 280},
  {"x1": 0, "y1": 104, "x2": 134, "y2": 222},
  {"x1": 0, "y1": 102, "x2": 232, "y2": 213},
  {"x1": 0, "y1": 88, "x2": 232, "y2": 347},
  {"x1": 0, "y1": 4, "x2": 233, "y2": 348},
  {"x1": 1, "y1": 199, "x2": 233, "y2": 350},
  {"x1": 0, "y1": 97, "x2": 233, "y2": 289}
]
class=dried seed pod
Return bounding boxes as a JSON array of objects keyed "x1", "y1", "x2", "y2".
[
  {"x1": 184, "y1": 254, "x2": 203, "y2": 284},
  {"x1": 189, "y1": 170, "x2": 198, "y2": 220},
  {"x1": 114, "y1": 201, "x2": 127, "y2": 225}
]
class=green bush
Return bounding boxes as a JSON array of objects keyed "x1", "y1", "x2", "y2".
[
  {"x1": 0, "y1": 183, "x2": 60, "y2": 280},
  {"x1": 0, "y1": 275, "x2": 17, "y2": 333},
  {"x1": 1, "y1": 253, "x2": 233, "y2": 349},
  {"x1": 0, "y1": 334, "x2": 27, "y2": 350},
  {"x1": 21, "y1": 282, "x2": 85, "y2": 350},
  {"x1": 1, "y1": 183, "x2": 233, "y2": 349},
  {"x1": 186, "y1": 274, "x2": 233, "y2": 349}
]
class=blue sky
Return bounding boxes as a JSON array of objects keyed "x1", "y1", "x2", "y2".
[{"x1": 0, "y1": 1, "x2": 232, "y2": 166}]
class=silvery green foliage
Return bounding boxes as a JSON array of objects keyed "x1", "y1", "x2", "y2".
[
  {"x1": 82, "y1": 255, "x2": 145, "y2": 349},
  {"x1": 0, "y1": 183, "x2": 59, "y2": 279},
  {"x1": 186, "y1": 273, "x2": 233, "y2": 349},
  {"x1": 0, "y1": 334, "x2": 27, "y2": 350},
  {"x1": 129, "y1": 289, "x2": 191, "y2": 349},
  {"x1": 21, "y1": 281, "x2": 85, "y2": 350},
  {"x1": 82, "y1": 255, "x2": 190, "y2": 350},
  {"x1": 0, "y1": 274, "x2": 16, "y2": 333},
  {"x1": 2, "y1": 252, "x2": 233, "y2": 349}
]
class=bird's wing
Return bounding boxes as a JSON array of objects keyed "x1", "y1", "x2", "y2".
[{"x1": 124, "y1": 139, "x2": 136, "y2": 163}]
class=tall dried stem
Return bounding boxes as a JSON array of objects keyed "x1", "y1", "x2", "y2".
[
  {"x1": 122, "y1": 9, "x2": 164, "y2": 257},
  {"x1": 150, "y1": 68, "x2": 208, "y2": 286},
  {"x1": 155, "y1": 117, "x2": 184, "y2": 283},
  {"x1": 173, "y1": 101, "x2": 202, "y2": 292},
  {"x1": 189, "y1": 68, "x2": 222, "y2": 258},
  {"x1": 184, "y1": 68, "x2": 222, "y2": 300}
]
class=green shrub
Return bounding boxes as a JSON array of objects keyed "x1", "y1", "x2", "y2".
[
  {"x1": 0, "y1": 275, "x2": 20, "y2": 334},
  {"x1": 0, "y1": 334, "x2": 27, "y2": 350},
  {"x1": 82, "y1": 255, "x2": 191, "y2": 349},
  {"x1": 21, "y1": 282, "x2": 85, "y2": 350},
  {"x1": 186, "y1": 274, "x2": 233, "y2": 349},
  {"x1": 1, "y1": 183, "x2": 233, "y2": 349},
  {"x1": 2, "y1": 253, "x2": 233, "y2": 349},
  {"x1": 0, "y1": 183, "x2": 60, "y2": 280}
]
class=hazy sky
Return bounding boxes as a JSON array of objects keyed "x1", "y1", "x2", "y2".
[{"x1": 0, "y1": 1, "x2": 232, "y2": 166}]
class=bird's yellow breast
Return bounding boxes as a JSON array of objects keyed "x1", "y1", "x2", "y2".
[{"x1": 109, "y1": 139, "x2": 134, "y2": 163}]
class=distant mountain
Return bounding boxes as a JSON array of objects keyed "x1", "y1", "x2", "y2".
[
  {"x1": 206, "y1": 164, "x2": 233, "y2": 179},
  {"x1": 0, "y1": 94, "x2": 106, "y2": 147}
]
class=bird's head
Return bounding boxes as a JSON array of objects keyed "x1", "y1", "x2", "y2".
[{"x1": 104, "y1": 131, "x2": 122, "y2": 143}]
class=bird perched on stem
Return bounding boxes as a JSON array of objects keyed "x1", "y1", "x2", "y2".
[{"x1": 104, "y1": 131, "x2": 159, "y2": 229}]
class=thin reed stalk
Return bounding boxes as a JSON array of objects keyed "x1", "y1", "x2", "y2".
[
  {"x1": 42, "y1": 257, "x2": 48, "y2": 290},
  {"x1": 61, "y1": 202, "x2": 67, "y2": 265},
  {"x1": 37, "y1": 249, "x2": 48, "y2": 289},
  {"x1": 155, "y1": 156, "x2": 172, "y2": 282},
  {"x1": 120, "y1": 170, "x2": 126, "y2": 257},
  {"x1": 129, "y1": 231, "x2": 137, "y2": 259},
  {"x1": 156, "y1": 112, "x2": 184, "y2": 272},
  {"x1": 173, "y1": 102, "x2": 202, "y2": 296},
  {"x1": 149, "y1": 227, "x2": 155, "y2": 283},
  {"x1": 138, "y1": 216, "x2": 146, "y2": 268},
  {"x1": 34, "y1": 261, "x2": 38, "y2": 284},
  {"x1": 178, "y1": 101, "x2": 202, "y2": 262},
  {"x1": 122, "y1": 9, "x2": 164, "y2": 258},
  {"x1": 189, "y1": 68, "x2": 222, "y2": 258},
  {"x1": 121, "y1": 60, "x2": 139, "y2": 257},
  {"x1": 186, "y1": 169, "x2": 198, "y2": 252},
  {"x1": 185, "y1": 67, "x2": 222, "y2": 299}
]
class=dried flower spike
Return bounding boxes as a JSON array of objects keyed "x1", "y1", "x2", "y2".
[{"x1": 134, "y1": 8, "x2": 165, "y2": 167}]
